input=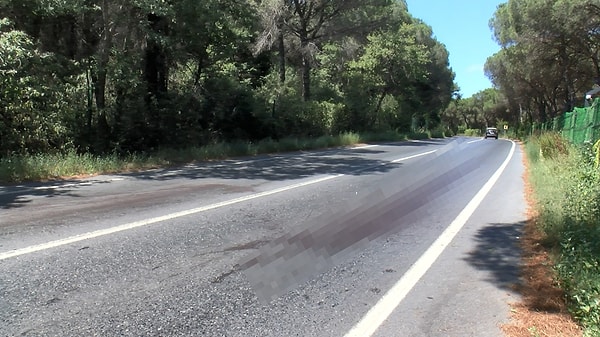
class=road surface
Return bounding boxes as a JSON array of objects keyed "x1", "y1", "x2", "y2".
[{"x1": 0, "y1": 137, "x2": 525, "y2": 337}]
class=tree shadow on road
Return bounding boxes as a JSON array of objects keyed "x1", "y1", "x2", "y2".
[
  {"x1": 0, "y1": 140, "x2": 449, "y2": 209},
  {"x1": 464, "y1": 221, "x2": 525, "y2": 292},
  {"x1": 127, "y1": 149, "x2": 407, "y2": 182},
  {"x1": 0, "y1": 180, "x2": 91, "y2": 210}
]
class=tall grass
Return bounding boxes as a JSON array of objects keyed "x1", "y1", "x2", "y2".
[
  {"x1": 526, "y1": 133, "x2": 600, "y2": 336},
  {"x1": 0, "y1": 130, "x2": 445, "y2": 183}
]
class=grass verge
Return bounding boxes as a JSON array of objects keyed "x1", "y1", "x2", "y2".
[
  {"x1": 0, "y1": 130, "x2": 430, "y2": 183},
  {"x1": 516, "y1": 132, "x2": 600, "y2": 336}
]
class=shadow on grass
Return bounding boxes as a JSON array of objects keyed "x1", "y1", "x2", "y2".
[{"x1": 464, "y1": 221, "x2": 525, "y2": 292}]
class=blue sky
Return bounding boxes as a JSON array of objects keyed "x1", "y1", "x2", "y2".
[{"x1": 405, "y1": 0, "x2": 506, "y2": 98}]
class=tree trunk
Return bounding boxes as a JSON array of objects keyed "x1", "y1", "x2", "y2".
[
  {"x1": 91, "y1": 64, "x2": 110, "y2": 152},
  {"x1": 373, "y1": 90, "x2": 387, "y2": 128},
  {"x1": 144, "y1": 13, "x2": 169, "y2": 149},
  {"x1": 277, "y1": 32, "x2": 286, "y2": 84},
  {"x1": 145, "y1": 13, "x2": 169, "y2": 101},
  {"x1": 300, "y1": 36, "x2": 311, "y2": 101},
  {"x1": 301, "y1": 56, "x2": 310, "y2": 101},
  {"x1": 91, "y1": 0, "x2": 112, "y2": 152},
  {"x1": 85, "y1": 59, "x2": 94, "y2": 145}
]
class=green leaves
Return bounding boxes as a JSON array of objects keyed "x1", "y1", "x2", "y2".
[
  {"x1": 487, "y1": 0, "x2": 600, "y2": 124},
  {"x1": 0, "y1": 0, "x2": 456, "y2": 155}
]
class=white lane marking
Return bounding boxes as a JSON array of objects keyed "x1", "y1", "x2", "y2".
[
  {"x1": 353, "y1": 144, "x2": 380, "y2": 149},
  {"x1": 391, "y1": 150, "x2": 437, "y2": 163},
  {"x1": 0, "y1": 175, "x2": 343, "y2": 260},
  {"x1": 0, "y1": 149, "x2": 438, "y2": 260},
  {"x1": 344, "y1": 141, "x2": 516, "y2": 337},
  {"x1": 351, "y1": 150, "x2": 437, "y2": 174},
  {"x1": 468, "y1": 139, "x2": 484, "y2": 144}
]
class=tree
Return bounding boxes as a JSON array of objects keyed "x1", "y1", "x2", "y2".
[
  {"x1": 0, "y1": 19, "x2": 76, "y2": 154},
  {"x1": 487, "y1": 0, "x2": 600, "y2": 124},
  {"x1": 349, "y1": 23, "x2": 429, "y2": 128},
  {"x1": 282, "y1": 0, "x2": 395, "y2": 100}
]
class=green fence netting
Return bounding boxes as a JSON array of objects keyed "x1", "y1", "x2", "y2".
[{"x1": 539, "y1": 98, "x2": 600, "y2": 144}]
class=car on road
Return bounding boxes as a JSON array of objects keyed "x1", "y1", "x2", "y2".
[{"x1": 484, "y1": 127, "x2": 498, "y2": 139}]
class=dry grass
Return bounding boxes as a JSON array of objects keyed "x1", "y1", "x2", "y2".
[{"x1": 501, "y1": 144, "x2": 582, "y2": 337}]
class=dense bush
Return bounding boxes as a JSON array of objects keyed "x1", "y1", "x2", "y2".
[
  {"x1": 527, "y1": 134, "x2": 600, "y2": 335},
  {"x1": 463, "y1": 129, "x2": 481, "y2": 137}
]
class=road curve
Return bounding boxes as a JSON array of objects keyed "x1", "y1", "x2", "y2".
[{"x1": 0, "y1": 137, "x2": 525, "y2": 337}]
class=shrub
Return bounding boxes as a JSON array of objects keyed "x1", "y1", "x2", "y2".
[
  {"x1": 527, "y1": 133, "x2": 600, "y2": 334},
  {"x1": 537, "y1": 132, "x2": 569, "y2": 159},
  {"x1": 407, "y1": 132, "x2": 429, "y2": 140},
  {"x1": 429, "y1": 127, "x2": 445, "y2": 139},
  {"x1": 337, "y1": 132, "x2": 361, "y2": 145},
  {"x1": 464, "y1": 129, "x2": 481, "y2": 137},
  {"x1": 361, "y1": 130, "x2": 406, "y2": 142}
]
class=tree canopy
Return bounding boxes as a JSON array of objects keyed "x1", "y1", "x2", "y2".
[
  {"x1": 485, "y1": 0, "x2": 600, "y2": 125},
  {"x1": 0, "y1": 0, "x2": 456, "y2": 155}
]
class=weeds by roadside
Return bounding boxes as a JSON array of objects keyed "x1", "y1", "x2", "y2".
[
  {"x1": 523, "y1": 132, "x2": 600, "y2": 336},
  {"x1": 0, "y1": 131, "x2": 430, "y2": 183}
]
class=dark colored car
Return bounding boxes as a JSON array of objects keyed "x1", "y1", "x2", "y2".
[{"x1": 484, "y1": 127, "x2": 498, "y2": 139}]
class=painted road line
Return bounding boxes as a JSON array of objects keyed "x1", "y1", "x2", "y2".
[
  {"x1": 0, "y1": 175, "x2": 343, "y2": 260},
  {"x1": 344, "y1": 140, "x2": 516, "y2": 337},
  {"x1": 351, "y1": 150, "x2": 437, "y2": 174},
  {"x1": 391, "y1": 150, "x2": 437, "y2": 163},
  {"x1": 353, "y1": 144, "x2": 380, "y2": 149}
]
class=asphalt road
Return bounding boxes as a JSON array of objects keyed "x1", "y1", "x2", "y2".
[{"x1": 0, "y1": 137, "x2": 526, "y2": 337}]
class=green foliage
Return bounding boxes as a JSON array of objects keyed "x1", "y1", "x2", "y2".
[
  {"x1": 429, "y1": 126, "x2": 446, "y2": 139},
  {"x1": 537, "y1": 132, "x2": 569, "y2": 160},
  {"x1": 525, "y1": 138, "x2": 541, "y2": 163},
  {"x1": 0, "y1": 151, "x2": 132, "y2": 182},
  {"x1": 487, "y1": 0, "x2": 599, "y2": 124},
  {"x1": 527, "y1": 135, "x2": 600, "y2": 334},
  {"x1": 0, "y1": 0, "x2": 456, "y2": 168},
  {"x1": 360, "y1": 130, "x2": 406, "y2": 142},
  {"x1": 0, "y1": 130, "x2": 415, "y2": 182},
  {"x1": 463, "y1": 129, "x2": 481, "y2": 137},
  {"x1": 407, "y1": 132, "x2": 429, "y2": 140},
  {"x1": 0, "y1": 19, "x2": 78, "y2": 155},
  {"x1": 592, "y1": 138, "x2": 600, "y2": 169}
]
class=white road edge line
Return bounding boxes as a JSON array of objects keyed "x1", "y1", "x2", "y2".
[
  {"x1": 0, "y1": 149, "x2": 438, "y2": 261},
  {"x1": 344, "y1": 140, "x2": 516, "y2": 337}
]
